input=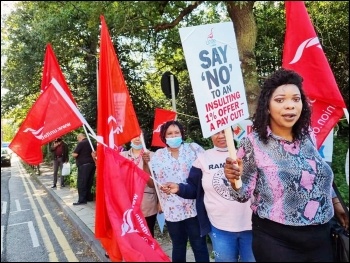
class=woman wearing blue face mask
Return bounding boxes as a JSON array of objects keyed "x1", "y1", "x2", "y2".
[
  {"x1": 143, "y1": 120, "x2": 209, "y2": 262},
  {"x1": 161, "y1": 130, "x2": 255, "y2": 262},
  {"x1": 120, "y1": 134, "x2": 158, "y2": 238}
]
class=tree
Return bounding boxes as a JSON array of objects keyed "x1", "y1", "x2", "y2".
[{"x1": 1, "y1": 1, "x2": 348, "y2": 146}]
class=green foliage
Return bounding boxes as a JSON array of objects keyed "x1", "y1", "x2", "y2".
[
  {"x1": 21, "y1": 161, "x2": 39, "y2": 175},
  {"x1": 254, "y1": 1, "x2": 349, "y2": 108},
  {"x1": 332, "y1": 121, "x2": 349, "y2": 206},
  {"x1": 1, "y1": 120, "x2": 16, "y2": 141},
  {"x1": 64, "y1": 162, "x2": 78, "y2": 189},
  {"x1": 1, "y1": 2, "x2": 349, "y2": 198},
  {"x1": 254, "y1": 1, "x2": 285, "y2": 81},
  {"x1": 307, "y1": 1, "x2": 349, "y2": 109}
]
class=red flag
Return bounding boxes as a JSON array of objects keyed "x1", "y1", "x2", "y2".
[
  {"x1": 10, "y1": 44, "x2": 83, "y2": 164},
  {"x1": 95, "y1": 15, "x2": 141, "y2": 261},
  {"x1": 40, "y1": 44, "x2": 77, "y2": 106},
  {"x1": 282, "y1": 1, "x2": 346, "y2": 149},
  {"x1": 9, "y1": 85, "x2": 83, "y2": 165},
  {"x1": 151, "y1": 108, "x2": 177, "y2": 147},
  {"x1": 103, "y1": 147, "x2": 170, "y2": 262}
]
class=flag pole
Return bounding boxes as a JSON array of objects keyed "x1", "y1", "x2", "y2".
[
  {"x1": 170, "y1": 74, "x2": 177, "y2": 121},
  {"x1": 51, "y1": 77, "x2": 96, "y2": 138},
  {"x1": 140, "y1": 132, "x2": 165, "y2": 210},
  {"x1": 83, "y1": 124, "x2": 95, "y2": 151}
]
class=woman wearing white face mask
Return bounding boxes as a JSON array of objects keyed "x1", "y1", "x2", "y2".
[
  {"x1": 120, "y1": 133, "x2": 158, "y2": 238},
  {"x1": 143, "y1": 120, "x2": 209, "y2": 262}
]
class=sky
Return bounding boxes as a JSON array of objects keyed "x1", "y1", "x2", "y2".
[{"x1": 1, "y1": 1, "x2": 17, "y2": 16}]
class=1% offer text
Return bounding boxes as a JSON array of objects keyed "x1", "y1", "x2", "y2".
[{"x1": 205, "y1": 112, "x2": 217, "y2": 123}]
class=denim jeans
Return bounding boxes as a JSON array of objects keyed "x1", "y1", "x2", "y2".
[
  {"x1": 166, "y1": 216, "x2": 209, "y2": 262},
  {"x1": 209, "y1": 224, "x2": 255, "y2": 262}
]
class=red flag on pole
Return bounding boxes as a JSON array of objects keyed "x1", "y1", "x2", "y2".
[
  {"x1": 9, "y1": 44, "x2": 83, "y2": 164},
  {"x1": 95, "y1": 15, "x2": 142, "y2": 261},
  {"x1": 40, "y1": 44, "x2": 77, "y2": 105},
  {"x1": 9, "y1": 84, "x2": 83, "y2": 165},
  {"x1": 104, "y1": 147, "x2": 170, "y2": 262},
  {"x1": 282, "y1": 1, "x2": 346, "y2": 149},
  {"x1": 151, "y1": 108, "x2": 177, "y2": 147}
]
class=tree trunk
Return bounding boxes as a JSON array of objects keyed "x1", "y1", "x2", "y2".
[{"x1": 226, "y1": 1, "x2": 259, "y2": 117}]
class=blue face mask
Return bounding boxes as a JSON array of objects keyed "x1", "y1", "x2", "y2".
[
  {"x1": 130, "y1": 142, "x2": 143, "y2": 150},
  {"x1": 166, "y1": 136, "x2": 183, "y2": 148}
]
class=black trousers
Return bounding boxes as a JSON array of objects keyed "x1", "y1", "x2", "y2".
[
  {"x1": 145, "y1": 213, "x2": 157, "y2": 238},
  {"x1": 252, "y1": 213, "x2": 333, "y2": 262},
  {"x1": 77, "y1": 163, "x2": 96, "y2": 203}
]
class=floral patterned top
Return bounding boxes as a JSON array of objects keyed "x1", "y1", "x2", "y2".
[
  {"x1": 150, "y1": 142, "x2": 205, "y2": 222},
  {"x1": 232, "y1": 127, "x2": 335, "y2": 226},
  {"x1": 120, "y1": 149, "x2": 158, "y2": 217}
]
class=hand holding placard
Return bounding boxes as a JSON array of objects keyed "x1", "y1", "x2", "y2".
[{"x1": 224, "y1": 127, "x2": 242, "y2": 189}]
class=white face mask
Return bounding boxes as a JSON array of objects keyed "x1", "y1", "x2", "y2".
[
  {"x1": 166, "y1": 136, "x2": 183, "y2": 148},
  {"x1": 213, "y1": 146, "x2": 228, "y2": 152}
]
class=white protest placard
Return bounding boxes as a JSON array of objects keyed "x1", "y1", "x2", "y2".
[{"x1": 179, "y1": 22, "x2": 249, "y2": 138}]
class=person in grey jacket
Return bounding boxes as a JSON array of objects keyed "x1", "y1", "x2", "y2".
[{"x1": 50, "y1": 137, "x2": 69, "y2": 188}]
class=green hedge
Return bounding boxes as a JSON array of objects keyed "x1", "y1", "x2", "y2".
[{"x1": 332, "y1": 133, "x2": 349, "y2": 207}]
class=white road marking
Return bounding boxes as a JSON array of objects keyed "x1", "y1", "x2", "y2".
[
  {"x1": 1, "y1": 225, "x2": 4, "y2": 255},
  {"x1": 18, "y1": 163, "x2": 78, "y2": 261},
  {"x1": 9, "y1": 209, "x2": 30, "y2": 214},
  {"x1": 1, "y1": 201, "x2": 7, "y2": 214},
  {"x1": 15, "y1": 199, "x2": 21, "y2": 211},
  {"x1": 8, "y1": 221, "x2": 40, "y2": 248},
  {"x1": 17, "y1": 164, "x2": 58, "y2": 261},
  {"x1": 28, "y1": 221, "x2": 40, "y2": 247}
]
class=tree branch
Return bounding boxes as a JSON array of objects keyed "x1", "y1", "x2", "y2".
[{"x1": 153, "y1": 1, "x2": 204, "y2": 32}]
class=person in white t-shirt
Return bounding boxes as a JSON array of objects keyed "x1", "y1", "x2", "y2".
[{"x1": 161, "y1": 130, "x2": 255, "y2": 262}]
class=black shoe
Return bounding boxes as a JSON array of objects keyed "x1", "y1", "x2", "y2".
[
  {"x1": 51, "y1": 185, "x2": 56, "y2": 188},
  {"x1": 73, "y1": 201, "x2": 87, "y2": 205},
  {"x1": 105, "y1": 252, "x2": 109, "y2": 259}
]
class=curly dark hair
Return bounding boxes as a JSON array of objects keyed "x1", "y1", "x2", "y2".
[
  {"x1": 159, "y1": 120, "x2": 186, "y2": 144},
  {"x1": 252, "y1": 68, "x2": 312, "y2": 144}
]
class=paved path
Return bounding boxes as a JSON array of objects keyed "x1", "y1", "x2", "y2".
[{"x1": 31, "y1": 163, "x2": 203, "y2": 262}]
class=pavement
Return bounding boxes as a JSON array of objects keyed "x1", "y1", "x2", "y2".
[{"x1": 31, "y1": 162, "x2": 202, "y2": 262}]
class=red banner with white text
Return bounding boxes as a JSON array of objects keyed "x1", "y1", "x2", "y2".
[
  {"x1": 282, "y1": 1, "x2": 346, "y2": 149},
  {"x1": 9, "y1": 85, "x2": 82, "y2": 165},
  {"x1": 95, "y1": 15, "x2": 142, "y2": 262},
  {"x1": 9, "y1": 44, "x2": 83, "y2": 164},
  {"x1": 104, "y1": 147, "x2": 170, "y2": 262}
]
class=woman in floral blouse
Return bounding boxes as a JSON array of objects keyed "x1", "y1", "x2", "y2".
[{"x1": 143, "y1": 120, "x2": 209, "y2": 262}]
